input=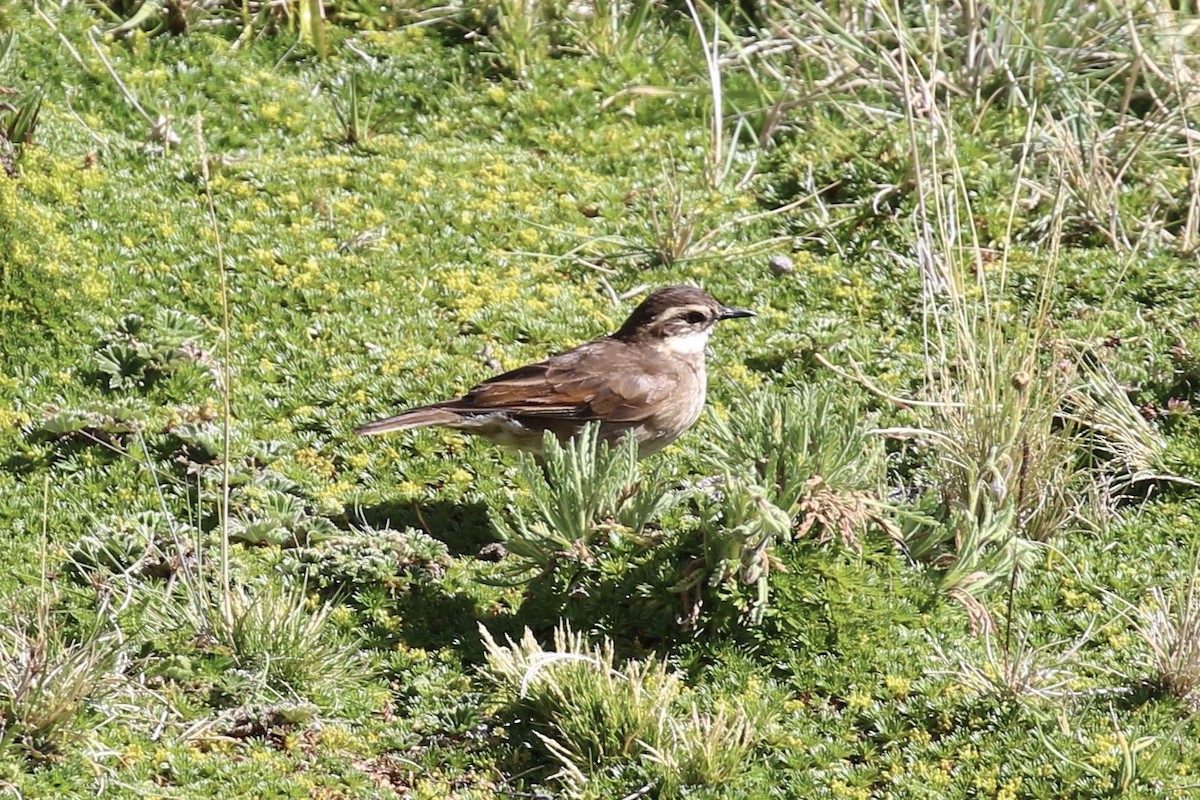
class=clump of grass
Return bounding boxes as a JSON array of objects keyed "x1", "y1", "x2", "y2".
[
  {"x1": 918, "y1": 342, "x2": 1078, "y2": 544},
  {"x1": 766, "y1": 2, "x2": 1198, "y2": 633},
  {"x1": 100, "y1": 0, "x2": 330, "y2": 52},
  {"x1": 560, "y1": 0, "x2": 658, "y2": 60},
  {"x1": 483, "y1": 0, "x2": 562, "y2": 76},
  {"x1": 890, "y1": 268, "x2": 1079, "y2": 625},
  {"x1": 572, "y1": 155, "x2": 802, "y2": 270},
  {"x1": 642, "y1": 703, "x2": 770, "y2": 797},
  {"x1": 489, "y1": 424, "x2": 677, "y2": 580},
  {"x1": 471, "y1": 0, "x2": 669, "y2": 76},
  {"x1": 1, "y1": 479, "x2": 130, "y2": 762},
  {"x1": 149, "y1": 578, "x2": 367, "y2": 709},
  {"x1": 1065, "y1": 361, "x2": 1194, "y2": 496},
  {"x1": 739, "y1": 0, "x2": 1200, "y2": 249},
  {"x1": 326, "y1": 71, "x2": 376, "y2": 147},
  {"x1": 1113, "y1": 559, "x2": 1200, "y2": 707},
  {"x1": 480, "y1": 623, "x2": 773, "y2": 792},
  {"x1": 903, "y1": 271, "x2": 1079, "y2": 626},
  {"x1": 934, "y1": 616, "x2": 1094, "y2": 702},
  {"x1": 793, "y1": 7, "x2": 1089, "y2": 625},
  {"x1": 0, "y1": 590, "x2": 126, "y2": 760},
  {"x1": 0, "y1": 33, "x2": 43, "y2": 176}
]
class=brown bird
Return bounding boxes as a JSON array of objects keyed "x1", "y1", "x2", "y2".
[{"x1": 354, "y1": 285, "x2": 754, "y2": 457}]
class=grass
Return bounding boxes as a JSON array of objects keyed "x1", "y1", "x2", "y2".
[
  {"x1": 1, "y1": 0, "x2": 1200, "y2": 797},
  {"x1": 1113, "y1": 551, "x2": 1200, "y2": 708},
  {"x1": 481, "y1": 623, "x2": 774, "y2": 795},
  {"x1": 0, "y1": 590, "x2": 126, "y2": 761}
]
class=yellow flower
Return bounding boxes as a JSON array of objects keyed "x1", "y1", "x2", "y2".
[
  {"x1": 846, "y1": 689, "x2": 873, "y2": 711},
  {"x1": 0, "y1": 408, "x2": 30, "y2": 429},
  {"x1": 395, "y1": 480, "x2": 423, "y2": 496},
  {"x1": 884, "y1": 674, "x2": 910, "y2": 699}
]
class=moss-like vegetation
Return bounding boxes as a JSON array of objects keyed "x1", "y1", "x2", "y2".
[{"x1": 2, "y1": 1, "x2": 1200, "y2": 797}]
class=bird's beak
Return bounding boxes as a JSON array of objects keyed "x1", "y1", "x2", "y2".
[{"x1": 717, "y1": 305, "x2": 755, "y2": 321}]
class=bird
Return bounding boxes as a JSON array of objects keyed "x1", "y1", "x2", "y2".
[{"x1": 354, "y1": 285, "x2": 754, "y2": 458}]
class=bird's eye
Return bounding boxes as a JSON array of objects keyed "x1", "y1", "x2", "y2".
[{"x1": 684, "y1": 310, "x2": 707, "y2": 324}]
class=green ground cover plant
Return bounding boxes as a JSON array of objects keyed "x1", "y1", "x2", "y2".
[{"x1": 3, "y1": 0, "x2": 1200, "y2": 797}]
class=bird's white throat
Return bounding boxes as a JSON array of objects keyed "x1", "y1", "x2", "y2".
[{"x1": 660, "y1": 327, "x2": 713, "y2": 355}]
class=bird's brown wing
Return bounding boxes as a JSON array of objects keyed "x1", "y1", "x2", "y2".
[{"x1": 443, "y1": 338, "x2": 676, "y2": 422}]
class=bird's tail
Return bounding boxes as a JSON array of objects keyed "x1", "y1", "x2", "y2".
[{"x1": 353, "y1": 406, "x2": 463, "y2": 436}]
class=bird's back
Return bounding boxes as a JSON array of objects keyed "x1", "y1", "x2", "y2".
[{"x1": 355, "y1": 336, "x2": 706, "y2": 456}]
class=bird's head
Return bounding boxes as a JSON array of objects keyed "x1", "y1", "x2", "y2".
[{"x1": 613, "y1": 285, "x2": 754, "y2": 353}]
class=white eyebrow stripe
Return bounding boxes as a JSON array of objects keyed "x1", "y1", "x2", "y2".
[{"x1": 656, "y1": 304, "x2": 714, "y2": 321}]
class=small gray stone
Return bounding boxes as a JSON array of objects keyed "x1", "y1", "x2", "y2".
[{"x1": 769, "y1": 254, "x2": 795, "y2": 275}]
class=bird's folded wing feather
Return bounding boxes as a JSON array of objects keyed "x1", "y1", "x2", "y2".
[{"x1": 442, "y1": 339, "x2": 675, "y2": 422}]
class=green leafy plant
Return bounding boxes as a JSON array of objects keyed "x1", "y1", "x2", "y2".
[
  {"x1": 227, "y1": 483, "x2": 339, "y2": 547},
  {"x1": 0, "y1": 87, "x2": 40, "y2": 161},
  {"x1": 685, "y1": 388, "x2": 900, "y2": 624},
  {"x1": 216, "y1": 700, "x2": 320, "y2": 740},
  {"x1": 704, "y1": 387, "x2": 897, "y2": 546},
  {"x1": 488, "y1": 424, "x2": 677, "y2": 579},
  {"x1": 92, "y1": 310, "x2": 211, "y2": 392},
  {"x1": 281, "y1": 524, "x2": 449, "y2": 589},
  {"x1": 907, "y1": 501, "x2": 1042, "y2": 632},
  {"x1": 33, "y1": 400, "x2": 149, "y2": 441},
  {"x1": 68, "y1": 510, "x2": 193, "y2": 579},
  {"x1": 678, "y1": 477, "x2": 792, "y2": 626}
]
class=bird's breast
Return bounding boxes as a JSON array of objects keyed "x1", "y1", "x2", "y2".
[{"x1": 632, "y1": 358, "x2": 706, "y2": 456}]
